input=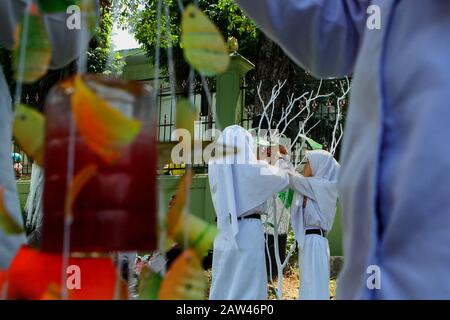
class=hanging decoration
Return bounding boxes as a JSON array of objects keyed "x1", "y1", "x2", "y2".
[
  {"x1": 181, "y1": 4, "x2": 230, "y2": 76},
  {"x1": 166, "y1": 171, "x2": 218, "y2": 256},
  {"x1": 41, "y1": 75, "x2": 157, "y2": 253},
  {"x1": 0, "y1": 246, "x2": 119, "y2": 300},
  {"x1": 176, "y1": 98, "x2": 198, "y2": 138},
  {"x1": 1, "y1": 0, "x2": 234, "y2": 301},
  {"x1": 159, "y1": 249, "x2": 207, "y2": 300},
  {"x1": 12, "y1": 104, "x2": 45, "y2": 167},
  {"x1": 0, "y1": 186, "x2": 25, "y2": 235},
  {"x1": 13, "y1": 3, "x2": 52, "y2": 83},
  {"x1": 71, "y1": 75, "x2": 142, "y2": 165}
]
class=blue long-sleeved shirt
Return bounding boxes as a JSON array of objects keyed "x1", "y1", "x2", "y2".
[{"x1": 236, "y1": 0, "x2": 450, "y2": 299}]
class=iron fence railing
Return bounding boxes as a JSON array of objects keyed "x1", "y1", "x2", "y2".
[{"x1": 10, "y1": 77, "x2": 346, "y2": 178}]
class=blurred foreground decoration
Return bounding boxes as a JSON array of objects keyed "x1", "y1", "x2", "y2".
[
  {"x1": 13, "y1": 104, "x2": 46, "y2": 167},
  {"x1": 181, "y1": 4, "x2": 230, "y2": 76},
  {"x1": 137, "y1": 171, "x2": 217, "y2": 300},
  {"x1": 0, "y1": 246, "x2": 120, "y2": 300},
  {"x1": 0, "y1": 186, "x2": 25, "y2": 235},
  {"x1": 41, "y1": 74, "x2": 157, "y2": 253},
  {"x1": 13, "y1": 3, "x2": 52, "y2": 83},
  {"x1": 1, "y1": 2, "x2": 232, "y2": 300}
]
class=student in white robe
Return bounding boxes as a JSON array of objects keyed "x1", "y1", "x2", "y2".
[
  {"x1": 208, "y1": 125, "x2": 289, "y2": 300},
  {"x1": 289, "y1": 150, "x2": 339, "y2": 300},
  {"x1": 233, "y1": 0, "x2": 450, "y2": 299},
  {"x1": 0, "y1": 0, "x2": 97, "y2": 269}
]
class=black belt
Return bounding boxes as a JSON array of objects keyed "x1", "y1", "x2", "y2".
[
  {"x1": 305, "y1": 229, "x2": 327, "y2": 237},
  {"x1": 238, "y1": 214, "x2": 261, "y2": 221}
]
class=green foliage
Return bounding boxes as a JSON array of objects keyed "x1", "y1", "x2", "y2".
[
  {"x1": 118, "y1": 0, "x2": 258, "y2": 89},
  {"x1": 87, "y1": 2, "x2": 124, "y2": 75},
  {"x1": 37, "y1": 0, "x2": 80, "y2": 13}
]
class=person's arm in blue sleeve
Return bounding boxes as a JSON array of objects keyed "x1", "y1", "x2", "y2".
[{"x1": 234, "y1": 0, "x2": 370, "y2": 78}]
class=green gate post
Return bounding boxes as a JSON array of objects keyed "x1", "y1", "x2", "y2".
[{"x1": 215, "y1": 40, "x2": 255, "y2": 129}]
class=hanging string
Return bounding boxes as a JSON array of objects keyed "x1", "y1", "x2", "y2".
[
  {"x1": 162, "y1": 0, "x2": 191, "y2": 251},
  {"x1": 13, "y1": 2, "x2": 31, "y2": 107},
  {"x1": 60, "y1": 0, "x2": 91, "y2": 300},
  {"x1": 105, "y1": 0, "x2": 121, "y2": 73},
  {"x1": 153, "y1": 0, "x2": 168, "y2": 276},
  {"x1": 164, "y1": 0, "x2": 177, "y2": 106}
]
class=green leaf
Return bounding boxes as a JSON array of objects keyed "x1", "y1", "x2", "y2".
[
  {"x1": 299, "y1": 134, "x2": 323, "y2": 150},
  {"x1": 138, "y1": 267, "x2": 163, "y2": 300},
  {"x1": 13, "y1": 104, "x2": 45, "y2": 167},
  {"x1": 13, "y1": 10, "x2": 52, "y2": 83},
  {"x1": 265, "y1": 222, "x2": 275, "y2": 229},
  {"x1": 0, "y1": 186, "x2": 25, "y2": 235},
  {"x1": 278, "y1": 189, "x2": 294, "y2": 209}
]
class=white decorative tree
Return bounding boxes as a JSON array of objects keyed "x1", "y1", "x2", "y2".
[{"x1": 255, "y1": 77, "x2": 350, "y2": 299}]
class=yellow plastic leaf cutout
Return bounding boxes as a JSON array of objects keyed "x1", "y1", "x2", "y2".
[
  {"x1": 181, "y1": 5, "x2": 230, "y2": 76},
  {"x1": 176, "y1": 99, "x2": 198, "y2": 138},
  {"x1": 0, "y1": 186, "x2": 25, "y2": 235},
  {"x1": 64, "y1": 165, "x2": 98, "y2": 217},
  {"x1": 174, "y1": 212, "x2": 218, "y2": 257},
  {"x1": 13, "y1": 4, "x2": 52, "y2": 83},
  {"x1": 71, "y1": 75, "x2": 142, "y2": 164},
  {"x1": 13, "y1": 104, "x2": 45, "y2": 167},
  {"x1": 159, "y1": 249, "x2": 207, "y2": 300}
]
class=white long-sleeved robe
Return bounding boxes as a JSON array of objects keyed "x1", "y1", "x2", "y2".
[
  {"x1": 208, "y1": 126, "x2": 289, "y2": 300},
  {"x1": 235, "y1": 0, "x2": 450, "y2": 299}
]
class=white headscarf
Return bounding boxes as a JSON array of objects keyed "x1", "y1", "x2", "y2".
[
  {"x1": 291, "y1": 150, "x2": 340, "y2": 249},
  {"x1": 208, "y1": 125, "x2": 289, "y2": 249},
  {"x1": 307, "y1": 150, "x2": 340, "y2": 227}
]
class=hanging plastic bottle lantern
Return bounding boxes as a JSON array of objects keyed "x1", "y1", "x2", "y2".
[{"x1": 41, "y1": 74, "x2": 157, "y2": 253}]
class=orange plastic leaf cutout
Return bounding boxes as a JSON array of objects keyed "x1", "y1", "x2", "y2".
[
  {"x1": 1, "y1": 246, "x2": 118, "y2": 300},
  {"x1": 159, "y1": 249, "x2": 207, "y2": 300},
  {"x1": 41, "y1": 283, "x2": 62, "y2": 300},
  {"x1": 0, "y1": 186, "x2": 24, "y2": 235},
  {"x1": 71, "y1": 75, "x2": 142, "y2": 164},
  {"x1": 13, "y1": 104, "x2": 45, "y2": 167},
  {"x1": 64, "y1": 165, "x2": 98, "y2": 217}
]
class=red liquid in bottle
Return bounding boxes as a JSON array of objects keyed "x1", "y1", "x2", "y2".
[{"x1": 41, "y1": 75, "x2": 157, "y2": 253}]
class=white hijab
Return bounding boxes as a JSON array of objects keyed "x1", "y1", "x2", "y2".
[
  {"x1": 208, "y1": 125, "x2": 288, "y2": 249},
  {"x1": 291, "y1": 150, "x2": 340, "y2": 249}
]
